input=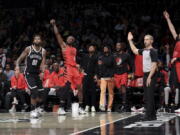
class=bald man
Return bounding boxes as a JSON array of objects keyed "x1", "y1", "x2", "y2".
[{"x1": 128, "y1": 33, "x2": 158, "y2": 121}]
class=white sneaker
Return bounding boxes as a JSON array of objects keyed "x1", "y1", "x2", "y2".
[
  {"x1": 36, "y1": 107, "x2": 45, "y2": 116},
  {"x1": 85, "y1": 106, "x2": 90, "y2": 112},
  {"x1": 12, "y1": 99, "x2": 18, "y2": 105},
  {"x1": 30, "y1": 109, "x2": 40, "y2": 118},
  {"x1": 9, "y1": 106, "x2": 16, "y2": 113},
  {"x1": 131, "y1": 106, "x2": 137, "y2": 112},
  {"x1": 175, "y1": 108, "x2": 180, "y2": 113},
  {"x1": 57, "y1": 108, "x2": 66, "y2": 115},
  {"x1": 107, "y1": 108, "x2": 112, "y2": 112},
  {"x1": 91, "y1": 106, "x2": 96, "y2": 112},
  {"x1": 79, "y1": 107, "x2": 86, "y2": 115},
  {"x1": 137, "y1": 107, "x2": 145, "y2": 112},
  {"x1": 99, "y1": 105, "x2": 105, "y2": 111}
]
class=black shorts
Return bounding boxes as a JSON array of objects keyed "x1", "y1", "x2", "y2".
[
  {"x1": 25, "y1": 72, "x2": 44, "y2": 99},
  {"x1": 25, "y1": 72, "x2": 43, "y2": 90}
]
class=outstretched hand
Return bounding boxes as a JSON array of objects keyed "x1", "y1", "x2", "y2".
[
  {"x1": 128, "y1": 32, "x2": 133, "y2": 41},
  {"x1": 50, "y1": 19, "x2": 56, "y2": 25},
  {"x1": 163, "y1": 11, "x2": 170, "y2": 19}
]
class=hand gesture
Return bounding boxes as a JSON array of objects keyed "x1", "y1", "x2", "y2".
[
  {"x1": 128, "y1": 32, "x2": 133, "y2": 41},
  {"x1": 50, "y1": 19, "x2": 56, "y2": 26},
  {"x1": 163, "y1": 11, "x2": 170, "y2": 19},
  {"x1": 171, "y1": 57, "x2": 177, "y2": 64}
]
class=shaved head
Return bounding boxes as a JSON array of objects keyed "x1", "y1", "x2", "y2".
[
  {"x1": 144, "y1": 34, "x2": 154, "y2": 48},
  {"x1": 145, "y1": 35, "x2": 154, "y2": 41}
]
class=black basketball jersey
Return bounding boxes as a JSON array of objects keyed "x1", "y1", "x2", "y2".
[{"x1": 25, "y1": 45, "x2": 43, "y2": 74}]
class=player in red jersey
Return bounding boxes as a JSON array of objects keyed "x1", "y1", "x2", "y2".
[
  {"x1": 50, "y1": 19, "x2": 86, "y2": 114},
  {"x1": 164, "y1": 11, "x2": 180, "y2": 113}
]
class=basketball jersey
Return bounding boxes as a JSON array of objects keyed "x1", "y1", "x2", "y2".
[
  {"x1": 62, "y1": 46, "x2": 77, "y2": 66},
  {"x1": 173, "y1": 40, "x2": 180, "y2": 58},
  {"x1": 25, "y1": 45, "x2": 43, "y2": 74},
  {"x1": 173, "y1": 39, "x2": 180, "y2": 82}
]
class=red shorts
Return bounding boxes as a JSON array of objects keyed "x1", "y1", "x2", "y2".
[
  {"x1": 114, "y1": 73, "x2": 128, "y2": 88},
  {"x1": 66, "y1": 66, "x2": 83, "y2": 90}
]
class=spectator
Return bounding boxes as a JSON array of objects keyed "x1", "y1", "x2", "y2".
[
  {"x1": 97, "y1": 46, "x2": 115, "y2": 112},
  {"x1": 4, "y1": 64, "x2": 14, "y2": 81},
  {"x1": 0, "y1": 48, "x2": 6, "y2": 69},
  {"x1": 5, "y1": 67, "x2": 29, "y2": 112}
]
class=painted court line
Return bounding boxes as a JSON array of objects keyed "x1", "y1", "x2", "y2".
[{"x1": 70, "y1": 113, "x2": 138, "y2": 135}]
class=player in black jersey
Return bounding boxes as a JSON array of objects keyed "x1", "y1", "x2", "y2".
[
  {"x1": 16, "y1": 34, "x2": 46, "y2": 118},
  {"x1": 113, "y1": 42, "x2": 132, "y2": 112}
]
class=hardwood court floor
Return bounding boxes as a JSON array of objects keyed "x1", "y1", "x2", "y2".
[{"x1": 0, "y1": 112, "x2": 179, "y2": 135}]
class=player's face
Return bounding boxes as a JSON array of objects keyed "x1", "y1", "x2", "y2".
[
  {"x1": 103, "y1": 46, "x2": 109, "y2": 53},
  {"x1": 144, "y1": 36, "x2": 153, "y2": 47},
  {"x1": 33, "y1": 36, "x2": 42, "y2": 46},
  {"x1": 116, "y1": 43, "x2": 121, "y2": 52},
  {"x1": 66, "y1": 36, "x2": 75, "y2": 45},
  {"x1": 88, "y1": 46, "x2": 95, "y2": 53}
]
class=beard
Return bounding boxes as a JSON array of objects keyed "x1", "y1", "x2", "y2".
[
  {"x1": 89, "y1": 50, "x2": 95, "y2": 54},
  {"x1": 33, "y1": 42, "x2": 41, "y2": 46}
]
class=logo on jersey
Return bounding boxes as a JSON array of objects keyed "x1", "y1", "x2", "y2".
[
  {"x1": 116, "y1": 58, "x2": 122, "y2": 65},
  {"x1": 30, "y1": 54, "x2": 42, "y2": 60}
]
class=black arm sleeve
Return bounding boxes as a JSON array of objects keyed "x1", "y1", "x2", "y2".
[
  {"x1": 128, "y1": 54, "x2": 134, "y2": 73},
  {"x1": 150, "y1": 49, "x2": 158, "y2": 62},
  {"x1": 138, "y1": 49, "x2": 143, "y2": 55},
  {"x1": 176, "y1": 57, "x2": 180, "y2": 61}
]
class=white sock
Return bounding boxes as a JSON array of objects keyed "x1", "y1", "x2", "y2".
[
  {"x1": 164, "y1": 87, "x2": 170, "y2": 105},
  {"x1": 175, "y1": 88, "x2": 179, "y2": 105}
]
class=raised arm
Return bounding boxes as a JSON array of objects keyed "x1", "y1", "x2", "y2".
[
  {"x1": 163, "y1": 11, "x2": 178, "y2": 40},
  {"x1": 127, "y1": 32, "x2": 139, "y2": 55},
  {"x1": 16, "y1": 47, "x2": 29, "y2": 69},
  {"x1": 50, "y1": 19, "x2": 66, "y2": 49}
]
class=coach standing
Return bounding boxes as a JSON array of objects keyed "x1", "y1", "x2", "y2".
[{"x1": 128, "y1": 32, "x2": 158, "y2": 121}]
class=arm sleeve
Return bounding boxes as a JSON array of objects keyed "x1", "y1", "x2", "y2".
[
  {"x1": 127, "y1": 53, "x2": 133, "y2": 73},
  {"x1": 176, "y1": 57, "x2": 180, "y2": 61},
  {"x1": 150, "y1": 49, "x2": 158, "y2": 62},
  {"x1": 138, "y1": 49, "x2": 143, "y2": 55}
]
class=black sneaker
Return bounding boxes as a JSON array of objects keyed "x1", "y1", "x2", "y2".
[
  {"x1": 165, "y1": 105, "x2": 170, "y2": 113},
  {"x1": 21, "y1": 104, "x2": 29, "y2": 112},
  {"x1": 157, "y1": 106, "x2": 165, "y2": 113},
  {"x1": 170, "y1": 104, "x2": 175, "y2": 113},
  {"x1": 118, "y1": 105, "x2": 127, "y2": 113}
]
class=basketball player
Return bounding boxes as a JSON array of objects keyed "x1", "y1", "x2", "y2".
[
  {"x1": 50, "y1": 19, "x2": 86, "y2": 114},
  {"x1": 164, "y1": 11, "x2": 180, "y2": 113},
  {"x1": 113, "y1": 42, "x2": 132, "y2": 112},
  {"x1": 16, "y1": 34, "x2": 46, "y2": 118}
]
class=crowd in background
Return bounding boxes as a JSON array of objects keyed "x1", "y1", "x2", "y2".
[{"x1": 0, "y1": 0, "x2": 180, "y2": 112}]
